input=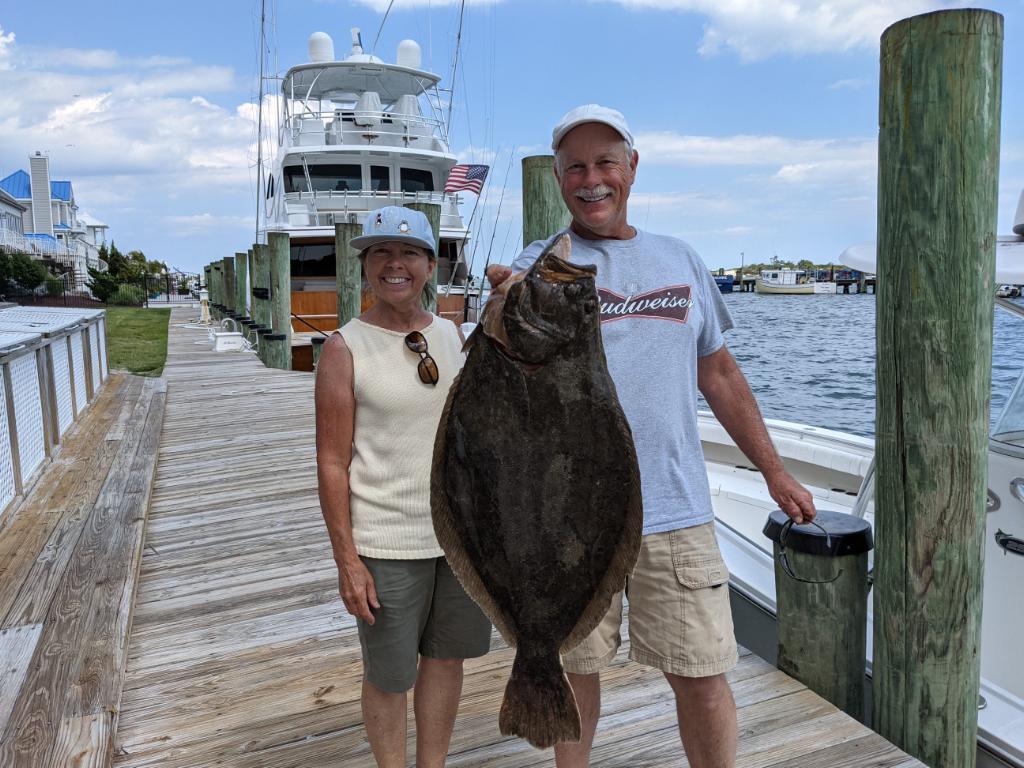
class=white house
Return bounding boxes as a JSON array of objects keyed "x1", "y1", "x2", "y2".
[{"x1": 0, "y1": 152, "x2": 109, "y2": 292}]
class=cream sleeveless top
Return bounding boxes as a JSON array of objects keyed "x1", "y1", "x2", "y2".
[{"x1": 338, "y1": 315, "x2": 464, "y2": 559}]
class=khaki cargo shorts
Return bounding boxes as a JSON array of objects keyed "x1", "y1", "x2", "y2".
[{"x1": 562, "y1": 521, "x2": 738, "y2": 678}]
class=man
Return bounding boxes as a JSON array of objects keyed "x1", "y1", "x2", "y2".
[{"x1": 486, "y1": 104, "x2": 816, "y2": 768}]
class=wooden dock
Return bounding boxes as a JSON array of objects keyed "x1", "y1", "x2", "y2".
[{"x1": 1, "y1": 307, "x2": 926, "y2": 767}]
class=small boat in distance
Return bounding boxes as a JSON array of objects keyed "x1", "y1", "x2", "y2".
[{"x1": 755, "y1": 268, "x2": 836, "y2": 294}]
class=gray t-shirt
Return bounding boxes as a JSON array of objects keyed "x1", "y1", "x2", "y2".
[{"x1": 512, "y1": 227, "x2": 734, "y2": 534}]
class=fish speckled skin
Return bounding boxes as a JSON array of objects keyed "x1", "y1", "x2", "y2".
[{"x1": 431, "y1": 235, "x2": 643, "y2": 749}]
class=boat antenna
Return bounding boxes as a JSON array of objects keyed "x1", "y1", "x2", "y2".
[
  {"x1": 370, "y1": 0, "x2": 397, "y2": 56},
  {"x1": 254, "y1": 0, "x2": 267, "y2": 246},
  {"x1": 445, "y1": 0, "x2": 467, "y2": 136}
]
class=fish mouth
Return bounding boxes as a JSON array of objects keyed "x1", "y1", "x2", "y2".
[{"x1": 529, "y1": 235, "x2": 595, "y2": 284}]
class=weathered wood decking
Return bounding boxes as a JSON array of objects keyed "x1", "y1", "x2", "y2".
[
  {"x1": 1, "y1": 307, "x2": 926, "y2": 767},
  {"x1": 0, "y1": 372, "x2": 166, "y2": 767}
]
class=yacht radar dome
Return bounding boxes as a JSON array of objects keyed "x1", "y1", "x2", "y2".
[
  {"x1": 396, "y1": 39, "x2": 422, "y2": 69},
  {"x1": 308, "y1": 32, "x2": 335, "y2": 63}
]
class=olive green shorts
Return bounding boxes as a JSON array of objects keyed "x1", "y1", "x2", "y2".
[
  {"x1": 562, "y1": 522, "x2": 738, "y2": 678},
  {"x1": 357, "y1": 556, "x2": 492, "y2": 693}
]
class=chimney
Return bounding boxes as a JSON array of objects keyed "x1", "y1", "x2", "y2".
[{"x1": 29, "y1": 151, "x2": 54, "y2": 236}]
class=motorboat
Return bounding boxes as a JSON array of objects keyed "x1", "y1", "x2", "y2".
[{"x1": 755, "y1": 268, "x2": 837, "y2": 294}]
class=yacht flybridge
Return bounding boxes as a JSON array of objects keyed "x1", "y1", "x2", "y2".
[{"x1": 263, "y1": 29, "x2": 475, "y2": 330}]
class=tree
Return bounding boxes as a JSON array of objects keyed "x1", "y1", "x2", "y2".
[
  {"x1": 86, "y1": 266, "x2": 120, "y2": 303},
  {"x1": 797, "y1": 259, "x2": 816, "y2": 271}
]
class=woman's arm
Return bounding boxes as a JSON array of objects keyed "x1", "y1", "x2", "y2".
[{"x1": 315, "y1": 333, "x2": 380, "y2": 624}]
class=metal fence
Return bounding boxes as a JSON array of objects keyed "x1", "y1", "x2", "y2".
[{"x1": 0, "y1": 249, "x2": 199, "y2": 308}]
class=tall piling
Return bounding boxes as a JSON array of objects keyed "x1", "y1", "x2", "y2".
[
  {"x1": 335, "y1": 221, "x2": 362, "y2": 327},
  {"x1": 522, "y1": 155, "x2": 570, "y2": 247},
  {"x1": 251, "y1": 243, "x2": 271, "y2": 363},
  {"x1": 267, "y1": 231, "x2": 292, "y2": 371},
  {"x1": 234, "y1": 251, "x2": 249, "y2": 321},
  {"x1": 222, "y1": 256, "x2": 236, "y2": 317},
  {"x1": 211, "y1": 262, "x2": 224, "y2": 320},
  {"x1": 873, "y1": 10, "x2": 1002, "y2": 767},
  {"x1": 406, "y1": 202, "x2": 440, "y2": 312}
]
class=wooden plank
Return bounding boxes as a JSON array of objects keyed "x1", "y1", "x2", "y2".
[
  {"x1": 51, "y1": 713, "x2": 111, "y2": 768},
  {"x1": 0, "y1": 624, "x2": 43, "y2": 735}
]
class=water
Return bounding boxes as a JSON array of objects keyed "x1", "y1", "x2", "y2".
[{"x1": 703, "y1": 292, "x2": 1024, "y2": 439}]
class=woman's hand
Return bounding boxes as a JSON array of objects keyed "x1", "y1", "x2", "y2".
[{"x1": 336, "y1": 557, "x2": 381, "y2": 625}]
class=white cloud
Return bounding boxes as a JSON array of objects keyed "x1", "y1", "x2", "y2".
[
  {"x1": 829, "y1": 78, "x2": 870, "y2": 90},
  {"x1": 164, "y1": 213, "x2": 254, "y2": 236},
  {"x1": 594, "y1": 0, "x2": 966, "y2": 60},
  {"x1": 0, "y1": 25, "x2": 14, "y2": 70},
  {"x1": 637, "y1": 131, "x2": 876, "y2": 185}
]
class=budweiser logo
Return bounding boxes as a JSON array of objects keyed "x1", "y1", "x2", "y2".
[{"x1": 598, "y1": 284, "x2": 693, "y2": 324}]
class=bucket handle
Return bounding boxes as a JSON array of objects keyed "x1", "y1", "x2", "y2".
[{"x1": 777, "y1": 518, "x2": 843, "y2": 585}]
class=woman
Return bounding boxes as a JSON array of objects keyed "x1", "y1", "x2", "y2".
[{"x1": 314, "y1": 206, "x2": 491, "y2": 768}]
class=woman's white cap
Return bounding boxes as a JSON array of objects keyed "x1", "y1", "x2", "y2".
[{"x1": 551, "y1": 104, "x2": 634, "y2": 151}]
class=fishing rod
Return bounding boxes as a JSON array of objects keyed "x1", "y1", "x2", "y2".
[{"x1": 477, "y1": 148, "x2": 517, "y2": 295}]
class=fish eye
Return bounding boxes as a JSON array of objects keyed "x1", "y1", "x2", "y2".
[{"x1": 583, "y1": 298, "x2": 597, "y2": 314}]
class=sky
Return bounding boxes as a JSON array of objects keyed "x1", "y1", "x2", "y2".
[{"x1": 0, "y1": 0, "x2": 1021, "y2": 275}]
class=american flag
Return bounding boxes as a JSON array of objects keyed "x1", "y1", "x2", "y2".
[{"x1": 444, "y1": 164, "x2": 489, "y2": 195}]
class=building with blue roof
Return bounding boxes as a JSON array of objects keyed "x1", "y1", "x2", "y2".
[{"x1": 0, "y1": 152, "x2": 110, "y2": 293}]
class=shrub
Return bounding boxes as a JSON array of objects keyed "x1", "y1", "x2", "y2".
[
  {"x1": 0, "y1": 252, "x2": 48, "y2": 294},
  {"x1": 46, "y1": 276, "x2": 65, "y2": 298},
  {"x1": 109, "y1": 284, "x2": 145, "y2": 306}
]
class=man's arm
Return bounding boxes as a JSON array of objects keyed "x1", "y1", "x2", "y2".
[
  {"x1": 697, "y1": 344, "x2": 816, "y2": 524},
  {"x1": 314, "y1": 334, "x2": 380, "y2": 624}
]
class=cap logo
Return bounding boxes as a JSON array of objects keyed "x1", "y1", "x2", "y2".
[
  {"x1": 398, "y1": 220, "x2": 410, "y2": 233},
  {"x1": 375, "y1": 212, "x2": 384, "y2": 226}
]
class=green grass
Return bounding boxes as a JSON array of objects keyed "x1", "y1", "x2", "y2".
[{"x1": 104, "y1": 307, "x2": 171, "y2": 377}]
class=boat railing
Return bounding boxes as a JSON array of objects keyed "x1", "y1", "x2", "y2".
[
  {"x1": 283, "y1": 189, "x2": 463, "y2": 228},
  {"x1": 285, "y1": 109, "x2": 446, "y2": 151}
]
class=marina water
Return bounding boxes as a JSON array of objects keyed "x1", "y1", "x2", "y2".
[{"x1": 711, "y1": 293, "x2": 1024, "y2": 438}]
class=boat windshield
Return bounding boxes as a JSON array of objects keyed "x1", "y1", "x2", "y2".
[{"x1": 992, "y1": 366, "x2": 1024, "y2": 450}]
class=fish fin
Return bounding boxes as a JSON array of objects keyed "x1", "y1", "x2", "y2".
[
  {"x1": 430, "y1": 367, "x2": 519, "y2": 648},
  {"x1": 560, "y1": 407, "x2": 645, "y2": 655},
  {"x1": 499, "y1": 650, "x2": 580, "y2": 749}
]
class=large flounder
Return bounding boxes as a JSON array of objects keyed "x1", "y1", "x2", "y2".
[{"x1": 431, "y1": 234, "x2": 643, "y2": 749}]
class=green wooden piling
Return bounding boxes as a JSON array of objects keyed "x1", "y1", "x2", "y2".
[
  {"x1": 406, "y1": 202, "x2": 440, "y2": 312},
  {"x1": 773, "y1": 545, "x2": 870, "y2": 719},
  {"x1": 234, "y1": 251, "x2": 248, "y2": 319},
  {"x1": 211, "y1": 263, "x2": 224, "y2": 319},
  {"x1": 268, "y1": 231, "x2": 292, "y2": 370},
  {"x1": 252, "y1": 244, "x2": 271, "y2": 363},
  {"x1": 335, "y1": 221, "x2": 362, "y2": 327},
  {"x1": 222, "y1": 256, "x2": 236, "y2": 315},
  {"x1": 873, "y1": 10, "x2": 1002, "y2": 767},
  {"x1": 523, "y1": 155, "x2": 570, "y2": 247}
]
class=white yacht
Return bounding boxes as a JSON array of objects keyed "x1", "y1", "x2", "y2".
[
  {"x1": 710, "y1": 193, "x2": 1024, "y2": 767},
  {"x1": 262, "y1": 29, "x2": 478, "y2": 339}
]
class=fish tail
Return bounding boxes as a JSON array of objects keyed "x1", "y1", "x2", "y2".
[{"x1": 499, "y1": 650, "x2": 581, "y2": 749}]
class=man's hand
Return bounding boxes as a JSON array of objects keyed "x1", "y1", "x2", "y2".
[
  {"x1": 336, "y1": 557, "x2": 380, "y2": 625},
  {"x1": 765, "y1": 470, "x2": 816, "y2": 525},
  {"x1": 486, "y1": 264, "x2": 512, "y2": 290}
]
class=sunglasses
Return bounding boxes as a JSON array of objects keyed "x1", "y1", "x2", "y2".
[{"x1": 404, "y1": 331, "x2": 439, "y2": 386}]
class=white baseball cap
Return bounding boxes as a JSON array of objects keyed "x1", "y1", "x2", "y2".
[
  {"x1": 350, "y1": 206, "x2": 436, "y2": 255},
  {"x1": 551, "y1": 104, "x2": 634, "y2": 151}
]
